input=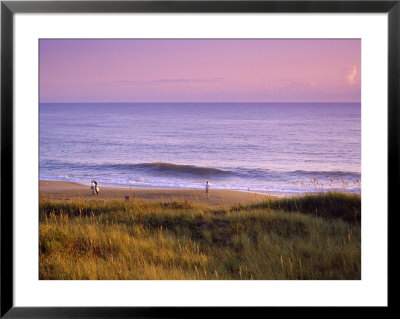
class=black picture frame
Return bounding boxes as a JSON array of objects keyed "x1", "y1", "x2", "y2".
[{"x1": 1, "y1": 0, "x2": 396, "y2": 317}]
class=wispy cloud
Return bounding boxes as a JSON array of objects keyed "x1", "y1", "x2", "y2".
[
  {"x1": 157, "y1": 77, "x2": 226, "y2": 83},
  {"x1": 101, "y1": 77, "x2": 226, "y2": 85}
]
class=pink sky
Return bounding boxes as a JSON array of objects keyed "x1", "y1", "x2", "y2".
[{"x1": 39, "y1": 39, "x2": 361, "y2": 103}]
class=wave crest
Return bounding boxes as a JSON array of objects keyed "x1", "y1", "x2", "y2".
[{"x1": 111, "y1": 162, "x2": 232, "y2": 178}]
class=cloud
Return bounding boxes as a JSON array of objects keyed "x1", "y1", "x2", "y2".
[
  {"x1": 157, "y1": 77, "x2": 225, "y2": 83},
  {"x1": 101, "y1": 77, "x2": 226, "y2": 85},
  {"x1": 346, "y1": 65, "x2": 357, "y2": 85}
]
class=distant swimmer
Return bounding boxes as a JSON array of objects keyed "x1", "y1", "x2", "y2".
[
  {"x1": 91, "y1": 180, "x2": 99, "y2": 195},
  {"x1": 205, "y1": 181, "x2": 210, "y2": 199}
]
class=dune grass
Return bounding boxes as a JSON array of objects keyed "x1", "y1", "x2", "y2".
[{"x1": 39, "y1": 192, "x2": 361, "y2": 280}]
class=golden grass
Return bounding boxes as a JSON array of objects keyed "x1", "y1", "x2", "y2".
[{"x1": 39, "y1": 193, "x2": 361, "y2": 280}]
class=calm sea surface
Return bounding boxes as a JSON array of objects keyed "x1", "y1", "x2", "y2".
[{"x1": 40, "y1": 103, "x2": 361, "y2": 194}]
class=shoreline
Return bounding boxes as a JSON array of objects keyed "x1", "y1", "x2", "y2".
[
  {"x1": 40, "y1": 178, "x2": 360, "y2": 196},
  {"x1": 40, "y1": 180, "x2": 277, "y2": 206}
]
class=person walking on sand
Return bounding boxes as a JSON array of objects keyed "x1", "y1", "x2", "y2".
[
  {"x1": 94, "y1": 180, "x2": 99, "y2": 195},
  {"x1": 205, "y1": 181, "x2": 210, "y2": 199},
  {"x1": 91, "y1": 180, "x2": 96, "y2": 195}
]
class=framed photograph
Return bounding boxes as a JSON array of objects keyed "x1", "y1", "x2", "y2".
[{"x1": 1, "y1": 0, "x2": 396, "y2": 316}]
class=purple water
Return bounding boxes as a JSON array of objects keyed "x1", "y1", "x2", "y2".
[{"x1": 39, "y1": 102, "x2": 361, "y2": 194}]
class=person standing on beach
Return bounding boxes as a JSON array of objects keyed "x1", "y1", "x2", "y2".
[
  {"x1": 91, "y1": 180, "x2": 99, "y2": 195},
  {"x1": 205, "y1": 181, "x2": 210, "y2": 199}
]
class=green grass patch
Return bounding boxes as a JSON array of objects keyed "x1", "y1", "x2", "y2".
[{"x1": 231, "y1": 192, "x2": 361, "y2": 223}]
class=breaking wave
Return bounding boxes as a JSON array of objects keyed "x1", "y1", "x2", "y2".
[
  {"x1": 41, "y1": 160, "x2": 360, "y2": 182},
  {"x1": 108, "y1": 162, "x2": 233, "y2": 178}
]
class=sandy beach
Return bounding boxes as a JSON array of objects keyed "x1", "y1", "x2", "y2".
[{"x1": 40, "y1": 180, "x2": 274, "y2": 206}]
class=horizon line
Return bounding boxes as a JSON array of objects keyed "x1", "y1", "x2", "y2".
[{"x1": 39, "y1": 101, "x2": 361, "y2": 104}]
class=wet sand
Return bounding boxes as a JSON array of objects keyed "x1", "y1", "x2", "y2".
[{"x1": 39, "y1": 180, "x2": 274, "y2": 206}]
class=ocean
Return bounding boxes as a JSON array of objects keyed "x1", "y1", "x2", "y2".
[{"x1": 39, "y1": 102, "x2": 361, "y2": 194}]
